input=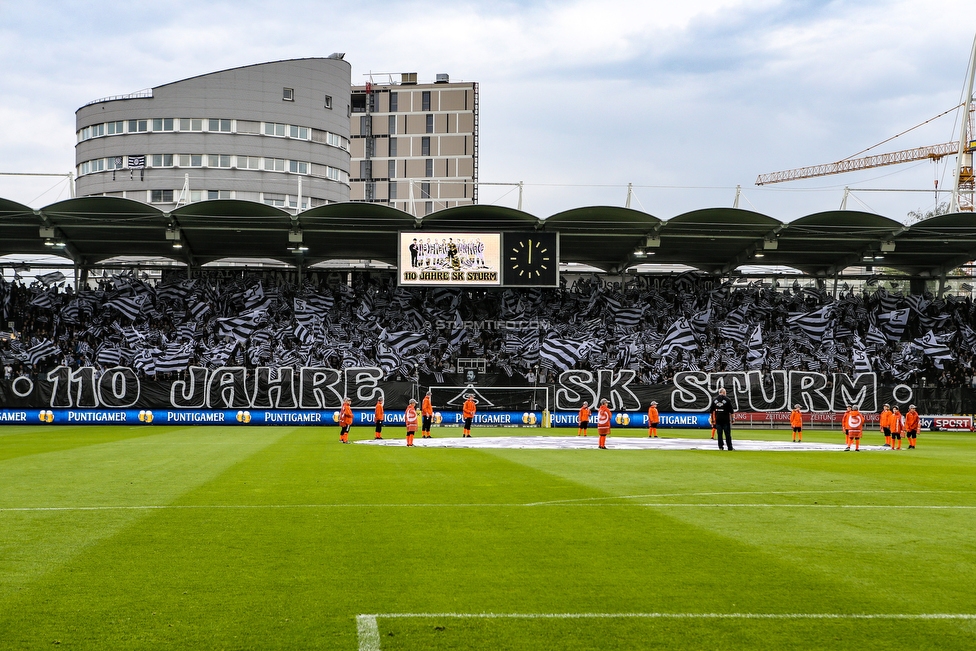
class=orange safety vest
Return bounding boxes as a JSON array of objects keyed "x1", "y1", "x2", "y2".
[
  {"x1": 578, "y1": 406, "x2": 590, "y2": 422},
  {"x1": 375, "y1": 402, "x2": 384, "y2": 422},
  {"x1": 463, "y1": 398, "x2": 476, "y2": 419},
  {"x1": 422, "y1": 395, "x2": 433, "y2": 417},
  {"x1": 597, "y1": 405, "x2": 612, "y2": 435},
  {"x1": 890, "y1": 411, "x2": 903, "y2": 433},
  {"x1": 844, "y1": 410, "x2": 864, "y2": 434},
  {"x1": 905, "y1": 410, "x2": 920, "y2": 432},
  {"x1": 880, "y1": 409, "x2": 892, "y2": 429},
  {"x1": 648, "y1": 406, "x2": 659, "y2": 423},
  {"x1": 790, "y1": 409, "x2": 802, "y2": 428},
  {"x1": 339, "y1": 403, "x2": 354, "y2": 427},
  {"x1": 405, "y1": 404, "x2": 418, "y2": 431}
]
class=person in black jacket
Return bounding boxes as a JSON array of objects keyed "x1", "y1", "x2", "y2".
[{"x1": 710, "y1": 388, "x2": 736, "y2": 451}]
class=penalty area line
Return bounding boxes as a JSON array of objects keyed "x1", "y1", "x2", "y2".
[{"x1": 357, "y1": 612, "x2": 976, "y2": 651}]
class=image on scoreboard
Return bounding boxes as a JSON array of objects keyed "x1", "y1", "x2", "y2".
[{"x1": 399, "y1": 232, "x2": 502, "y2": 286}]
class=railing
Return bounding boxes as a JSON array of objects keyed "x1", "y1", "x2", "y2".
[{"x1": 83, "y1": 89, "x2": 153, "y2": 107}]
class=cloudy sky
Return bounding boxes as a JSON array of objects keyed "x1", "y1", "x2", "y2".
[{"x1": 0, "y1": 0, "x2": 973, "y2": 223}]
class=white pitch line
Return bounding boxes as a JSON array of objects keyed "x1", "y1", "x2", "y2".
[
  {"x1": 525, "y1": 489, "x2": 969, "y2": 506},
  {"x1": 369, "y1": 612, "x2": 976, "y2": 619},
  {"x1": 358, "y1": 612, "x2": 976, "y2": 650},
  {"x1": 1, "y1": 503, "x2": 974, "y2": 513},
  {"x1": 356, "y1": 615, "x2": 380, "y2": 651}
]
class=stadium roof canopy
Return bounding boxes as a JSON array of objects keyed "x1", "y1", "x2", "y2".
[{"x1": 1, "y1": 196, "x2": 975, "y2": 277}]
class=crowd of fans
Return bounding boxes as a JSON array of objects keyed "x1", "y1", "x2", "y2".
[{"x1": 2, "y1": 270, "x2": 976, "y2": 388}]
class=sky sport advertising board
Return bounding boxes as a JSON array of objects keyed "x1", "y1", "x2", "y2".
[{"x1": 398, "y1": 232, "x2": 501, "y2": 286}]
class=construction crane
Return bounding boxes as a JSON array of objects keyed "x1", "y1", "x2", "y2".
[
  {"x1": 755, "y1": 34, "x2": 976, "y2": 212},
  {"x1": 754, "y1": 141, "x2": 965, "y2": 185}
]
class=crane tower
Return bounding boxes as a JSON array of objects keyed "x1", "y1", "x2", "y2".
[{"x1": 756, "y1": 35, "x2": 976, "y2": 212}]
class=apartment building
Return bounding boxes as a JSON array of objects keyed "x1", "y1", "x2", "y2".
[{"x1": 350, "y1": 73, "x2": 478, "y2": 215}]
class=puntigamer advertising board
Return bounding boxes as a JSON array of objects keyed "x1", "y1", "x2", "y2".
[{"x1": 399, "y1": 232, "x2": 502, "y2": 286}]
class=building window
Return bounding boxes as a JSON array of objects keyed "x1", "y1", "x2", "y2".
[
  {"x1": 389, "y1": 181, "x2": 397, "y2": 200},
  {"x1": 179, "y1": 154, "x2": 203, "y2": 167},
  {"x1": 180, "y1": 118, "x2": 203, "y2": 131},
  {"x1": 389, "y1": 137, "x2": 397, "y2": 157},
  {"x1": 151, "y1": 154, "x2": 174, "y2": 167},
  {"x1": 360, "y1": 115, "x2": 369, "y2": 136},
  {"x1": 326, "y1": 131, "x2": 344, "y2": 149},
  {"x1": 389, "y1": 92, "x2": 398, "y2": 112},
  {"x1": 388, "y1": 159, "x2": 396, "y2": 179},
  {"x1": 265, "y1": 158, "x2": 286, "y2": 172},
  {"x1": 150, "y1": 190, "x2": 174, "y2": 203},
  {"x1": 208, "y1": 154, "x2": 231, "y2": 168},
  {"x1": 208, "y1": 118, "x2": 231, "y2": 132},
  {"x1": 237, "y1": 155, "x2": 261, "y2": 170},
  {"x1": 289, "y1": 125, "x2": 309, "y2": 139},
  {"x1": 263, "y1": 193, "x2": 286, "y2": 207},
  {"x1": 208, "y1": 190, "x2": 232, "y2": 200},
  {"x1": 283, "y1": 88, "x2": 294, "y2": 101},
  {"x1": 80, "y1": 158, "x2": 106, "y2": 174},
  {"x1": 359, "y1": 160, "x2": 370, "y2": 179},
  {"x1": 289, "y1": 160, "x2": 309, "y2": 174},
  {"x1": 426, "y1": 114, "x2": 434, "y2": 134},
  {"x1": 421, "y1": 182, "x2": 430, "y2": 199},
  {"x1": 326, "y1": 166, "x2": 341, "y2": 181},
  {"x1": 107, "y1": 121, "x2": 124, "y2": 135},
  {"x1": 325, "y1": 94, "x2": 333, "y2": 110},
  {"x1": 128, "y1": 119, "x2": 148, "y2": 133},
  {"x1": 425, "y1": 159, "x2": 433, "y2": 177},
  {"x1": 422, "y1": 91, "x2": 430, "y2": 111},
  {"x1": 388, "y1": 115, "x2": 397, "y2": 135},
  {"x1": 421, "y1": 137, "x2": 430, "y2": 156},
  {"x1": 152, "y1": 118, "x2": 174, "y2": 131},
  {"x1": 265, "y1": 122, "x2": 286, "y2": 137},
  {"x1": 365, "y1": 182, "x2": 375, "y2": 201},
  {"x1": 425, "y1": 201, "x2": 433, "y2": 216},
  {"x1": 351, "y1": 93, "x2": 366, "y2": 113}
]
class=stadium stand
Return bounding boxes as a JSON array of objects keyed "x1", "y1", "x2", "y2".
[{"x1": 2, "y1": 270, "x2": 975, "y2": 390}]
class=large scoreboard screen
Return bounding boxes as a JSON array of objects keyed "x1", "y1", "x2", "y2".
[{"x1": 398, "y1": 232, "x2": 559, "y2": 287}]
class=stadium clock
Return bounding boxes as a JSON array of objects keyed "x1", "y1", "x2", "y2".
[{"x1": 502, "y1": 232, "x2": 559, "y2": 287}]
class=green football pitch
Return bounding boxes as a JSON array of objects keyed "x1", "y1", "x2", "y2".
[{"x1": 1, "y1": 425, "x2": 974, "y2": 650}]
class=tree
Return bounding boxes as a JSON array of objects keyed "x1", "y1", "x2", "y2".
[{"x1": 907, "y1": 202, "x2": 950, "y2": 224}]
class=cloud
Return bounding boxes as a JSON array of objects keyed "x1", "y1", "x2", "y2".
[{"x1": 0, "y1": 0, "x2": 973, "y2": 219}]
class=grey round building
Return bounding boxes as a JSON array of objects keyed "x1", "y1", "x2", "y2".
[{"x1": 75, "y1": 57, "x2": 351, "y2": 210}]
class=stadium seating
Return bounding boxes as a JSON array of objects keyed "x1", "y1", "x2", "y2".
[{"x1": 1, "y1": 272, "x2": 973, "y2": 388}]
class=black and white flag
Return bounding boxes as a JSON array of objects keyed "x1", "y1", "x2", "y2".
[
  {"x1": 106, "y1": 295, "x2": 149, "y2": 321},
  {"x1": 788, "y1": 306, "x2": 832, "y2": 342},
  {"x1": 540, "y1": 337, "x2": 588, "y2": 372},
  {"x1": 660, "y1": 318, "x2": 698, "y2": 356},
  {"x1": 877, "y1": 308, "x2": 910, "y2": 342},
  {"x1": 28, "y1": 339, "x2": 61, "y2": 365}
]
